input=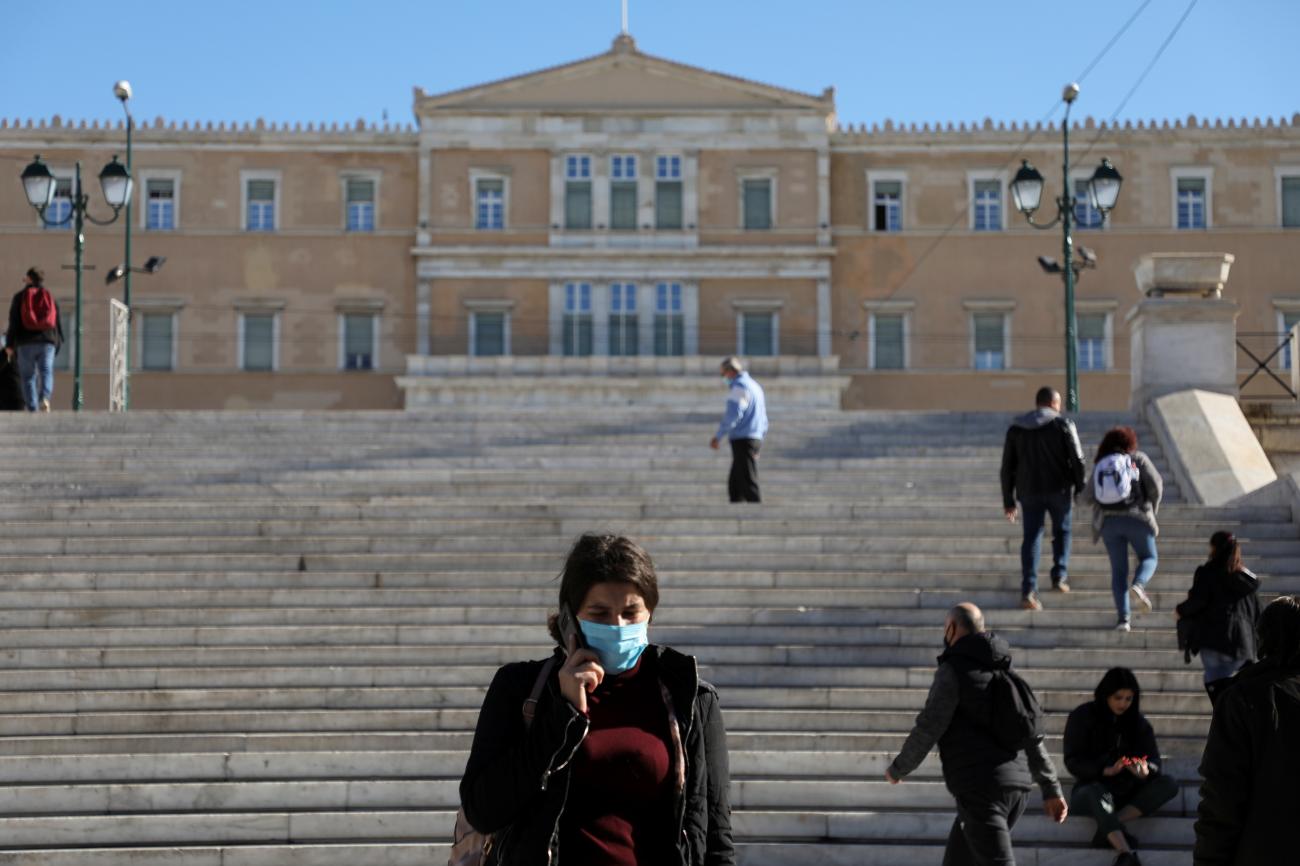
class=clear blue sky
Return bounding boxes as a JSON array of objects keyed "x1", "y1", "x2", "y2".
[{"x1": 3, "y1": 0, "x2": 1295, "y2": 129}]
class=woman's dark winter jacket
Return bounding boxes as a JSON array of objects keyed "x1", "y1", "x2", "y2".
[
  {"x1": 1176, "y1": 564, "x2": 1260, "y2": 660},
  {"x1": 1195, "y1": 659, "x2": 1300, "y2": 865},
  {"x1": 1063, "y1": 698, "x2": 1163, "y2": 802},
  {"x1": 459, "y1": 644, "x2": 735, "y2": 866},
  {"x1": 1086, "y1": 450, "x2": 1163, "y2": 542}
]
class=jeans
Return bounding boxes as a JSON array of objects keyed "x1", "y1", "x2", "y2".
[
  {"x1": 1100, "y1": 516, "x2": 1158, "y2": 623},
  {"x1": 728, "y1": 438, "x2": 761, "y2": 503},
  {"x1": 1200, "y1": 647, "x2": 1247, "y2": 684},
  {"x1": 16, "y1": 342, "x2": 56, "y2": 411},
  {"x1": 1018, "y1": 490, "x2": 1073, "y2": 596},
  {"x1": 1070, "y1": 775, "x2": 1180, "y2": 839},
  {"x1": 943, "y1": 787, "x2": 1028, "y2": 866}
]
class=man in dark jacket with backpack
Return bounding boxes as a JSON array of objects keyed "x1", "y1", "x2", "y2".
[
  {"x1": 1000, "y1": 386, "x2": 1087, "y2": 611},
  {"x1": 5, "y1": 267, "x2": 64, "y2": 412},
  {"x1": 886, "y1": 603, "x2": 1068, "y2": 865}
]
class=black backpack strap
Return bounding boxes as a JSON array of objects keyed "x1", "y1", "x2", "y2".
[{"x1": 521, "y1": 656, "x2": 558, "y2": 729}]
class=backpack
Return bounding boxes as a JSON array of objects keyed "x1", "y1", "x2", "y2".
[
  {"x1": 20, "y1": 285, "x2": 57, "y2": 332},
  {"x1": 986, "y1": 666, "x2": 1046, "y2": 752},
  {"x1": 1094, "y1": 453, "x2": 1140, "y2": 507},
  {"x1": 449, "y1": 657, "x2": 557, "y2": 866}
]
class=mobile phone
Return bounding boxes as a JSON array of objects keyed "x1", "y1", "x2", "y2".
[{"x1": 556, "y1": 603, "x2": 587, "y2": 652}]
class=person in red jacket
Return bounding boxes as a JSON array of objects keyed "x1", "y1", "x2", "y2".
[{"x1": 4, "y1": 267, "x2": 65, "y2": 412}]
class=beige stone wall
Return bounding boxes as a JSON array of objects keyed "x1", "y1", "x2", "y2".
[
  {"x1": 428, "y1": 148, "x2": 551, "y2": 243},
  {"x1": 698, "y1": 150, "x2": 820, "y2": 244},
  {"x1": 427, "y1": 278, "x2": 550, "y2": 355},
  {"x1": 698, "y1": 279, "x2": 819, "y2": 356}
]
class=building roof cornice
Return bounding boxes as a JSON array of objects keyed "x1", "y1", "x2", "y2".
[
  {"x1": 0, "y1": 115, "x2": 417, "y2": 146},
  {"x1": 831, "y1": 113, "x2": 1300, "y2": 146}
]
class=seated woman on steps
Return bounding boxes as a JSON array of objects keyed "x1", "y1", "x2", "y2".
[
  {"x1": 458, "y1": 533, "x2": 735, "y2": 866},
  {"x1": 1063, "y1": 667, "x2": 1179, "y2": 866}
]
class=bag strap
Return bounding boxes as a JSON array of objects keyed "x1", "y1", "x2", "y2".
[{"x1": 521, "y1": 656, "x2": 558, "y2": 729}]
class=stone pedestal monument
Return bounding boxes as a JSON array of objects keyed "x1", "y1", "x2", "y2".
[{"x1": 1127, "y1": 252, "x2": 1238, "y2": 412}]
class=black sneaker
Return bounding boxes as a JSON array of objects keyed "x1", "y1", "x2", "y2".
[
  {"x1": 1114, "y1": 852, "x2": 1142, "y2": 866},
  {"x1": 1093, "y1": 828, "x2": 1140, "y2": 850}
]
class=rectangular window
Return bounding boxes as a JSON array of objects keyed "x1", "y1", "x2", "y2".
[
  {"x1": 973, "y1": 180, "x2": 1002, "y2": 231},
  {"x1": 873, "y1": 180, "x2": 903, "y2": 232},
  {"x1": 471, "y1": 312, "x2": 507, "y2": 357},
  {"x1": 474, "y1": 178, "x2": 504, "y2": 231},
  {"x1": 565, "y1": 156, "x2": 592, "y2": 230},
  {"x1": 741, "y1": 312, "x2": 776, "y2": 357},
  {"x1": 742, "y1": 179, "x2": 773, "y2": 230},
  {"x1": 655, "y1": 156, "x2": 683, "y2": 230},
  {"x1": 345, "y1": 178, "x2": 375, "y2": 232},
  {"x1": 608, "y1": 283, "x2": 639, "y2": 356},
  {"x1": 140, "y1": 313, "x2": 174, "y2": 371},
  {"x1": 1073, "y1": 178, "x2": 1104, "y2": 229},
  {"x1": 1281, "y1": 311, "x2": 1300, "y2": 370},
  {"x1": 342, "y1": 313, "x2": 375, "y2": 370},
  {"x1": 1077, "y1": 313, "x2": 1108, "y2": 371},
  {"x1": 241, "y1": 314, "x2": 276, "y2": 371},
  {"x1": 145, "y1": 179, "x2": 176, "y2": 231},
  {"x1": 654, "y1": 283, "x2": 685, "y2": 357},
  {"x1": 1176, "y1": 177, "x2": 1207, "y2": 229},
  {"x1": 246, "y1": 179, "x2": 276, "y2": 232},
  {"x1": 1281, "y1": 177, "x2": 1300, "y2": 228},
  {"x1": 872, "y1": 314, "x2": 905, "y2": 370},
  {"x1": 973, "y1": 313, "x2": 1006, "y2": 370},
  {"x1": 562, "y1": 282, "x2": 593, "y2": 357},
  {"x1": 44, "y1": 178, "x2": 73, "y2": 230},
  {"x1": 610, "y1": 156, "x2": 638, "y2": 231}
]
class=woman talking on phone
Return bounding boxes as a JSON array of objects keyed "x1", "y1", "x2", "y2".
[{"x1": 459, "y1": 533, "x2": 735, "y2": 866}]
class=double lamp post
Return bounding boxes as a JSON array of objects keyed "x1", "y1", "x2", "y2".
[
  {"x1": 1010, "y1": 82, "x2": 1123, "y2": 413},
  {"x1": 15, "y1": 82, "x2": 140, "y2": 412}
]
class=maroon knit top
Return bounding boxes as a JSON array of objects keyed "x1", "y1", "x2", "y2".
[{"x1": 560, "y1": 652, "x2": 677, "y2": 864}]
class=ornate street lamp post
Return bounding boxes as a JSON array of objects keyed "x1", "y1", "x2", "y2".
[
  {"x1": 19, "y1": 154, "x2": 132, "y2": 410},
  {"x1": 1010, "y1": 83, "x2": 1123, "y2": 413},
  {"x1": 114, "y1": 80, "x2": 135, "y2": 408}
]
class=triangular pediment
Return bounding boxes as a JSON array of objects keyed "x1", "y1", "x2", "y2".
[{"x1": 415, "y1": 36, "x2": 833, "y2": 115}]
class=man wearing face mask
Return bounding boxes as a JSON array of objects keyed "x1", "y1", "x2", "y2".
[
  {"x1": 709, "y1": 356, "x2": 768, "y2": 503},
  {"x1": 886, "y1": 603, "x2": 1068, "y2": 865}
]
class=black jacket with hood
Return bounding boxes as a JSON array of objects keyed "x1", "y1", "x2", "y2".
[
  {"x1": 459, "y1": 644, "x2": 735, "y2": 866},
  {"x1": 1194, "y1": 659, "x2": 1300, "y2": 865},
  {"x1": 1176, "y1": 563, "x2": 1261, "y2": 660},
  {"x1": 889, "y1": 631, "x2": 1062, "y2": 799},
  {"x1": 1062, "y1": 687, "x2": 1164, "y2": 802},
  {"x1": 1000, "y1": 407, "x2": 1086, "y2": 509}
]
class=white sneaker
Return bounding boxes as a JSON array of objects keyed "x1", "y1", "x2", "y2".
[
  {"x1": 1130, "y1": 583, "x2": 1153, "y2": 614},
  {"x1": 1115, "y1": 621, "x2": 1131, "y2": 633}
]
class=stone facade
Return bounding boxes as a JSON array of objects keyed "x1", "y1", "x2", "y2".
[{"x1": 2, "y1": 34, "x2": 1298, "y2": 410}]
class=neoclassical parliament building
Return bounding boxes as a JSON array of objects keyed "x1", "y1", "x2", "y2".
[{"x1": 2, "y1": 34, "x2": 1298, "y2": 410}]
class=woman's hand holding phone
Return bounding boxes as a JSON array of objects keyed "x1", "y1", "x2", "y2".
[{"x1": 559, "y1": 633, "x2": 604, "y2": 714}]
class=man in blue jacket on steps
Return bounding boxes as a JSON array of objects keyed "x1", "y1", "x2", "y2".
[{"x1": 710, "y1": 356, "x2": 768, "y2": 503}]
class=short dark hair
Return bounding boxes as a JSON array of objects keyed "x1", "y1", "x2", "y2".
[
  {"x1": 1095, "y1": 426, "x2": 1139, "y2": 463},
  {"x1": 1258, "y1": 596, "x2": 1300, "y2": 666},
  {"x1": 948, "y1": 603, "x2": 984, "y2": 635},
  {"x1": 1035, "y1": 386, "x2": 1057, "y2": 407},
  {"x1": 547, "y1": 534, "x2": 660, "y2": 646},
  {"x1": 25, "y1": 267, "x2": 44, "y2": 286}
]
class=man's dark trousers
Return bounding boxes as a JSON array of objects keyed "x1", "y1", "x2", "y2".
[
  {"x1": 1018, "y1": 490, "x2": 1072, "y2": 596},
  {"x1": 728, "y1": 438, "x2": 761, "y2": 503},
  {"x1": 943, "y1": 787, "x2": 1028, "y2": 866}
]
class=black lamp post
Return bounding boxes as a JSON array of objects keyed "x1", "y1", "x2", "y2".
[
  {"x1": 19, "y1": 153, "x2": 132, "y2": 411},
  {"x1": 1010, "y1": 83, "x2": 1123, "y2": 413}
]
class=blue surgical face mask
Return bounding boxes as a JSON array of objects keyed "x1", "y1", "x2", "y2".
[{"x1": 579, "y1": 619, "x2": 649, "y2": 674}]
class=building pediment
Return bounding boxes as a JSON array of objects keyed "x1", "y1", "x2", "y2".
[{"x1": 414, "y1": 35, "x2": 834, "y2": 116}]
